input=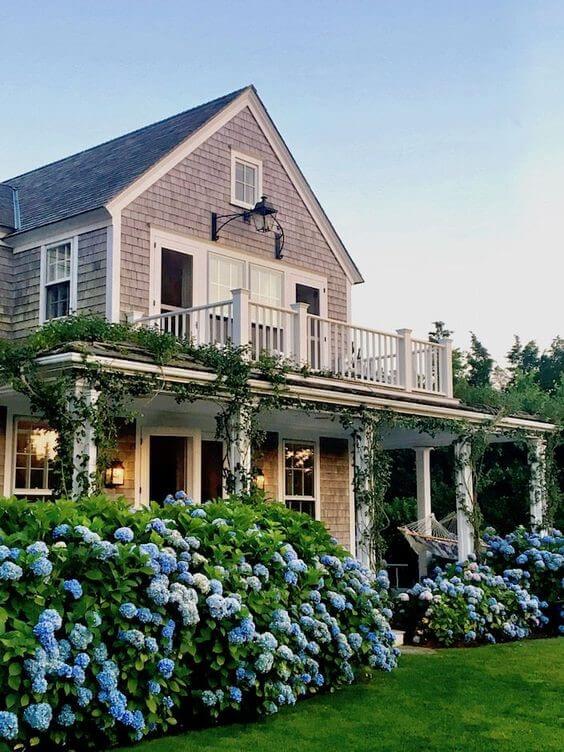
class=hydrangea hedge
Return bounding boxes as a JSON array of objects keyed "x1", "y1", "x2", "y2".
[
  {"x1": 0, "y1": 494, "x2": 398, "y2": 749},
  {"x1": 483, "y1": 527, "x2": 563, "y2": 633},
  {"x1": 395, "y1": 528, "x2": 563, "y2": 647}
]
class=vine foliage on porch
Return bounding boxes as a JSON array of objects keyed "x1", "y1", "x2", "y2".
[{"x1": 0, "y1": 314, "x2": 556, "y2": 564}]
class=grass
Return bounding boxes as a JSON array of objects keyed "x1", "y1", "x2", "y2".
[{"x1": 120, "y1": 639, "x2": 563, "y2": 752}]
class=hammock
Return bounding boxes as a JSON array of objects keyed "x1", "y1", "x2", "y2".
[{"x1": 398, "y1": 513, "x2": 459, "y2": 560}]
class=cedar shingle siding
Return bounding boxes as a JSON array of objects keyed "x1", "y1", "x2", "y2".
[
  {"x1": 121, "y1": 107, "x2": 348, "y2": 321},
  {"x1": 76, "y1": 228, "x2": 107, "y2": 316}
]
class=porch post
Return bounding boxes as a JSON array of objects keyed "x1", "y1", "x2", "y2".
[
  {"x1": 454, "y1": 439, "x2": 474, "y2": 560},
  {"x1": 396, "y1": 328, "x2": 413, "y2": 392},
  {"x1": 528, "y1": 436, "x2": 547, "y2": 530},
  {"x1": 224, "y1": 404, "x2": 253, "y2": 495},
  {"x1": 71, "y1": 379, "x2": 99, "y2": 498},
  {"x1": 353, "y1": 421, "x2": 374, "y2": 567},
  {"x1": 290, "y1": 302, "x2": 309, "y2": 366},
  {"x1": 231, "y1": 288, "x2": 250, "y2": 348},
  {"x1": 438, "y1": 337, "x2": 454, "y2": 398},
  {"x1": 415, "y1": 447, "x2": 433, "y2": 578}
]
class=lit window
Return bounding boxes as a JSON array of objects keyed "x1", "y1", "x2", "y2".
[
  {"x1": 231, "y1": 151, "x2": 262, "y2": 209},
  {"x1": 284, "y1": 441, "x2": 315, "y2": 517},
  {"x1": 44, "y1": 240, "x2": 73, "y2": 320},
  {"x1": 250, "y1": 266, "x2": 283, "y2": 308},
  {"x1": 13, "y1": 419, "x2": 57, "y2": 495},
  {"x1": 209, "y1": 254, "x2": 245, "y2": 303}
]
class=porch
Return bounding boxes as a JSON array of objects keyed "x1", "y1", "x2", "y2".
[{"x1": 132, "y1": 288, "x2": 454, "y2": 400}]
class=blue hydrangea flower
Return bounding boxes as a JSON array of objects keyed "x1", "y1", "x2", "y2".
[
  {"x1": 0, "y1": 561, "x2": 23, "y2": 580},
  {"x1": 0, "y1": 711, "x2": 18, "y2": 740},
  {"x1": 63, "y1": 579, "x2": 83, "y2": 599},
  {"x1": 119, "y1": 603, "x2": 138, "y2": 619},
  {"x1": 148, "y1": 680, "x2": 161, "y2": 695},
  {"x1": 69, "y1": 624, "x2": 93, "y2": 650},
  {"x1": 114, "y1": 527, "x2": 134, "y2": 543},
  {"x1": 52, "y1": 524, "x2": 70, "y2": 539},
  {"x1": 229, "y1": 686, "x2": 242, "y2": 703},
  {"x1": 57, "y1": 704, "x2": 76, "y2": 727},
  {"x1": 23, "y1": 703, "x2": 53, "y2": 731},
  {"x1": 157, "y1": 658, "x2": 174, "y2": 679},
  {"x1": 77, "y1": 687, "x2": 93, "y2": 707},
  {"x1": 29, "y1": 557, "x2": 53, "y2": 577}
]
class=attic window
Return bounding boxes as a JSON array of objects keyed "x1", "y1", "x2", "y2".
[{"x1": 231, "y1": 151, "x2": 262, "y2": 210}]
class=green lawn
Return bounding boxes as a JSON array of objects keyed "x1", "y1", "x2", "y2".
[{"x1": 120, "y1": 639, "x2": 563, "y2": 752}]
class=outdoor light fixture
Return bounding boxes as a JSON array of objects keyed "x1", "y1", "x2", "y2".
[
  {"x1": 104, "y1": 459, "x2": 125, "y2": 488},
  {"x1": 253, "y1": 467, "x2": 266, "y2": 491},
  {"x1": 211, "y1": 195, "x2": 285, "y2": 258}
]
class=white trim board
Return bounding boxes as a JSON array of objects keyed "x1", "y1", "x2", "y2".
[{"x1": 106, "y1": 87, "x2": 363, "y2": 287}]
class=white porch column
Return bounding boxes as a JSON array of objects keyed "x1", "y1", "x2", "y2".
[
  {"x1": 353, "y1": 422, "x2": 374, "y2": 567},
  {"x1": 528, "y1": 436, "x2": 547, "y2": 530},
  {"x1": 290, "y1": 302, "x2": 309, "y2": 366},
  {"x1": 454, "y1": 439, "x2": 474, "y2": 561},
  {"x1": 415, "y1": 447, "x2": 433, "y2": 578},
  {"x1": 71, "y1": 380, "x2": 99, "y2": 498},
  {"x1": 224, "y1": 404, "x2": 253, "y2": 495},
  {"x1": 231, "y1": 288, "x2": 250, "y2": 348}
]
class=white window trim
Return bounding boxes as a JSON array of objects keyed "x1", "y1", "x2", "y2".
[
  {"x1": 230, "y1": 150, "x2": 263, "y2": 210},
  {"x1": 39, "y1": 236, "x2": 78, "y2": 324},
  {"x1": 12, "y1": 416, "x2": 56, "y2": 496},
  {"x1": 280, "y1": 438, "x2": 320, "y2": 519}
]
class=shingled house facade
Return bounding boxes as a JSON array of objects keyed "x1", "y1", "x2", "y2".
[{"x1": 0, "y1": 86, "x2": 552, "y2": 568}]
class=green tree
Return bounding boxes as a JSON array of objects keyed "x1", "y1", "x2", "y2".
[{"x1": 467, "y1": 333, "x2": 493, "y2": 387}]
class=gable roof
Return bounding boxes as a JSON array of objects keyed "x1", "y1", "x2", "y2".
[
  {"x1": 1, "y1": 88, "x2": 247, "y2": 234},
  {"x1": 2, "y1": 86, "x2": 363, "y2": 283}
]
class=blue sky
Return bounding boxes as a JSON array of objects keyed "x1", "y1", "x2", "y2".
[{"x1": 1, "y1": 1, "x2": 562, "y2": 361}]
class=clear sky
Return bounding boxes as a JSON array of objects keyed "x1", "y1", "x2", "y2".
[{"x1": 1, "y1": 1, "x2": 562, "y2": 361}]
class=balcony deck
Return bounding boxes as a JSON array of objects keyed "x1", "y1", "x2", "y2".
[{"x1": 133, "y1": 289, "x2": 454, "y2": 399}]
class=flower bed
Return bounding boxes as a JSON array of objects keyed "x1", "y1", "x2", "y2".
[
  {"x1": 395, "y1": 558, "x2": 547, "y2": 647},
  {"x1": 483, "y1": 527, "x2": 563, "y2": 634},
  {"x1": 0, "y1": 494, "x2": 398, "y2": 750}
]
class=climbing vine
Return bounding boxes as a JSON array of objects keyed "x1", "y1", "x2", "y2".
[{"x1": 0, "y1": 314, "x2": 557, "y2": 565}]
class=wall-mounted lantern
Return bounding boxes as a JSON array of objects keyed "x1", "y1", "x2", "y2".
[
  {"x1": 211, "y1": 196, "x2": 284, "y2": 259},
  {"x1": 252, "y1": 467, "x2": 266, "y2": 492},
  {"x1": 104, "y1": 459, "x2": 125, "y2": 488}
]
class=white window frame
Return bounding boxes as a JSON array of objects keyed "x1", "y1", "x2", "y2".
[
  {"x1": 280, "y1": 438, "x2": 319, "y2": 519},
  {"x1": 39, "y1": 236, "x2": 78, "y2": 324},
  {"x1": 230, "y1": 150, "x2": 263, "y2": 210},
  {"x1": 12, "y1": 417, "x2": 57, "y2": 496}
]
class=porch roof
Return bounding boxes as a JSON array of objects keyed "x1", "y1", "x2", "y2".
[{"x1": 25, "y1": 341, "x2": 555, "y2": 435}]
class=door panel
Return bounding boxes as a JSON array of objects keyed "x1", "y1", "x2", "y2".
[
  {"x1": 201, "y1": 440, "x2": 223, "y2": 501},
  {"x1": 149, "y1": 436, "x2": 187, "y2": 503}
]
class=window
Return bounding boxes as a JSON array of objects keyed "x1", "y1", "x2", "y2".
[
  {"x1": 250, "y1": 265, "x2": 283, "y2": 308},
  {"x1": 43, "y1": 240, "x2": 75, "y2": 321},
  {"x1": 231, "y1": 151, "x2": 262, "y2": 209},
  {"x1": 209, "y1": 254, "x2": 245, "y2": 303},
  {"x1": 13, "y1": 419, "x2": 57, "y2": 495},
  {"x1": 284, "y1": 441, "x2": 315, "y2": 517}
]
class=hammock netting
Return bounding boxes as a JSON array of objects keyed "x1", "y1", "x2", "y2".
[{"x1": 398, "y1": 512, "x2": 459, "y2": 560}]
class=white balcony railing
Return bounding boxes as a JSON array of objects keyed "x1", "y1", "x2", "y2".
[{"x1": 133, "y1": 288, "x2": 454, "y2": 398}]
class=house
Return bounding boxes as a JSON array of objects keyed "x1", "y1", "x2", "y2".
[{"x1": 0, "y1": 86, "x2": 553, "y2": 571}]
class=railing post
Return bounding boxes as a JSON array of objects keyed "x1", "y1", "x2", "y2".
[
  {"x1": 438, "y1": 337, "x2": 454, "y2": 398},
  {"x1": 290, "y1": 302, "x2": 309, "y2": 365},
  {"x1": 231, "y1": 288, "x2": 250, "y2": 348},
  {"x1": 396, "y1": 328, "x2": 413, "y2": 391}
]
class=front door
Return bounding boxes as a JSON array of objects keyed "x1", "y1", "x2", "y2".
[
  {"x1": 201, "y1": 440, "x2": 224, "y2": 501},
  {"x1": 149, "y1": 435, "x2": 188, "y2": 504}
]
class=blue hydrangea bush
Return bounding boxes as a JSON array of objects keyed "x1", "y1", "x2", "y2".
[
  {"x1": 0, "y1": 493, "x2": 398, "y2": 749},
  {"x1": 395, "y1": 558, "x2": 548, "y2": 647},
  {"x1": 483, "y1": 527, "x2": 563, "y2": 634}
]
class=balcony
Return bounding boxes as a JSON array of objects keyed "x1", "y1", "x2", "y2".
[{"x1": 133, "y1": 289, "x2": 454, "y2": 399}]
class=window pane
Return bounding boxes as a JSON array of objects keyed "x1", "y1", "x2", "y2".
[
  {"x1": 46, "y1": 282, "x2": 70, "y2": 320},
  {"x1": 284, "y1": 442, "x2": 315, "y2": 498},
  {"x1": 209, "y1": 256, "x2": 244, "y2": 303},
  {"x1": 235, "y1": 181, "x2": 245, "y2": 202},
  {"x1": 250, "y1": 267, "x2": 282, "y2": 308},
  {"x1": 46, "y1": 242, "x2": 71, "y2": 283},
  {"x1": 13, "y1": 420, "x2": 57, "y2": 491},
  {"x1": 235, "y1": 162, "x2": 245, "y2": 183}
]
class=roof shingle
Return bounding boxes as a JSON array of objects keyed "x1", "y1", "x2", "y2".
[{"x1": 1, "y1": 87, "x2": 247, "y2": 234}]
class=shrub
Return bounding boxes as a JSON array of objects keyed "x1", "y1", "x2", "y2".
[
  {"x1": 0, "y1": 494, "x2": 398, "y2": 750},
  {"x1": 483, "y1": 527, "x2": 563, "y2": 633},
  {"x1": 395, "y1": 558, "x2": 547, "y2": 647}
]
